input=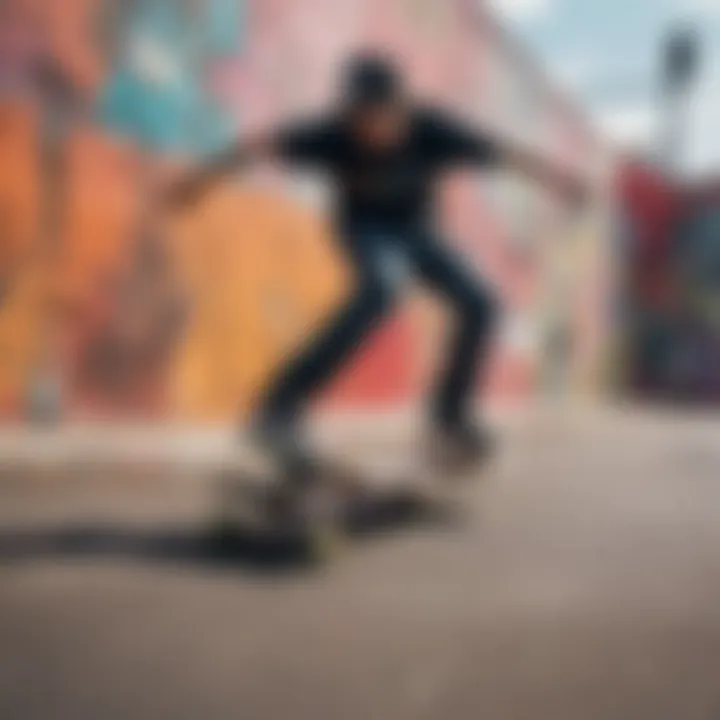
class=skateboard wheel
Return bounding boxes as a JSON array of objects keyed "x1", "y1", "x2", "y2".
[{"x1": 304, "y1": 525, "x2": 344, "y2": 564}]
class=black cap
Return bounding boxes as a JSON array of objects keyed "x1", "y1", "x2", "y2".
[{"x1": 342, "y1": 54, "x2": 403, "y2": 109}]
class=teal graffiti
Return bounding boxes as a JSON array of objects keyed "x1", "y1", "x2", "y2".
[{"x1": 97, "y1": 0, "x2": 244, "y2": 156}]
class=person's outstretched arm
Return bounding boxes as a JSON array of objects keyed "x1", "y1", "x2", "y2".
[
  {"x1": 498, "y1": 140, "x2": 588, "y2": 208},
  {"x1": 166, "y1": 133, "x2": 278, "y2": 209},
  {"x1": 433, "y1": 111, "x2": 589, "y2": 207},
  {"x1": 166, "y1": 116, "x2": 337, "y2": 210}
]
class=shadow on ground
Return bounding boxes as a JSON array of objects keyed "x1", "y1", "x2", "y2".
[{"x1": 0, "y1": 494, "x2": 460, "y2": 572}]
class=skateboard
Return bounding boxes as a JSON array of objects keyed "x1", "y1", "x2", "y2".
[{"x1": 210, "y1": 442, "x2": 489, "y2": 565}]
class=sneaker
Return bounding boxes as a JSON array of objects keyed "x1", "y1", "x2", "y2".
[
  {"x1": 249, "y1": 413, "x2": 315, "y2": 480},
  {"x1": 431, "y1": 418, "x2": 496, "y2": 469},
  {"x1": 269, "y1": 476, "x2": 339, "y2": 534}
]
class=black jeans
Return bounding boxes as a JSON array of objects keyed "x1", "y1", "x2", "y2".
[{"x1": 256, "y1": 224, "x2": 498, "y2": 427}]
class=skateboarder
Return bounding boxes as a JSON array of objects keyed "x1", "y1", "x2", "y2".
[{"x1": 169, "y1": 54, "x2": 587, "y2": 475}]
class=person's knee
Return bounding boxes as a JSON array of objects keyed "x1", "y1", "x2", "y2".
[
  {"x1": 357, "y1": 273, "x2": 397, "y2": 317},
  {"x1": 462, "y1": 287, "x2": 498, "y2": 332}
]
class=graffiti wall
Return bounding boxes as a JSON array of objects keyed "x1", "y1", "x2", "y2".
[
  {"x1": 619, "y1": 161, "x2": 720, "y2": 401},
  {"x1": 0, "y1": 0, "x2": 604, "y2": 422}
]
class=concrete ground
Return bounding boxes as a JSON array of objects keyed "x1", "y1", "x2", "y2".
[{"x1": 1, "y1": 407, "x2": 720, "y2": 720}]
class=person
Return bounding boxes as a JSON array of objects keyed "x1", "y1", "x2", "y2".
[{"x1": 168, "y1": 53, "x2": 587, "y2": 478}]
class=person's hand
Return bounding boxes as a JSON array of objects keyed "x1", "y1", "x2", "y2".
[
  {"x1": 503, "y1": 145, "x2": 591, "y2": 212},
  {"x1": 163, "y1": 174, "x2": 208, "y2": 211},
  {"x1": 162, "y1": 139, "x2": 263, "y2": 212}
]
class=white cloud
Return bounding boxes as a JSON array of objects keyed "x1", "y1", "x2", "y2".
[
  {"x1": 487, "y1": 0, "x2": 550, "y2": 22},
  {"x1": 593, "y1": 81, "x2": 720, "y2": 176},
  {"x1": 595, "y1": 104, "x2": 657, "y2": 147},
  {"x1": 685, "y1": 72, "x2": 720, "y2": 174},
  {"x1": 550, "y1": 56, "x2": 598, "y2": 94},
  {"x1": 684, "y1": 0, "x2": 720, "y2": 14}
]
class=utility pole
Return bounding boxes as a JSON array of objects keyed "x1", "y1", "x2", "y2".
[{"x1": 660, "y1": 25, "x2": 701, "y2": 176}]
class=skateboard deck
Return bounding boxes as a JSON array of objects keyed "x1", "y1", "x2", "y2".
[{"x1": 209, "y1": 447, "x2": 488, "y2": 565}]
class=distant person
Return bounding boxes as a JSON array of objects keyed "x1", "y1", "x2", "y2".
[{"x1": 169, "y1": 54, "x2": 587, "y2": 482}]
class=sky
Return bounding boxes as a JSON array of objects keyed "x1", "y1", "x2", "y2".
[{"x1": 488, "y1": 0, "x2": 720, "y2": 177}]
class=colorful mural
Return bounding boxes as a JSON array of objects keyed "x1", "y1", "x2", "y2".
[{"x1": 0, "y1": 0, "x2": 605, "y2": 422}]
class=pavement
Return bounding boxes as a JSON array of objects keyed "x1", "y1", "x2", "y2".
[{"x1": 1, "y1": 406, "x2": 720, "y2": 720}]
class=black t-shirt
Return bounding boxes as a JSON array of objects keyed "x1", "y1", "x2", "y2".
[{"x1": 277, "y1": 107, "x2": 500, "y2": 229}]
